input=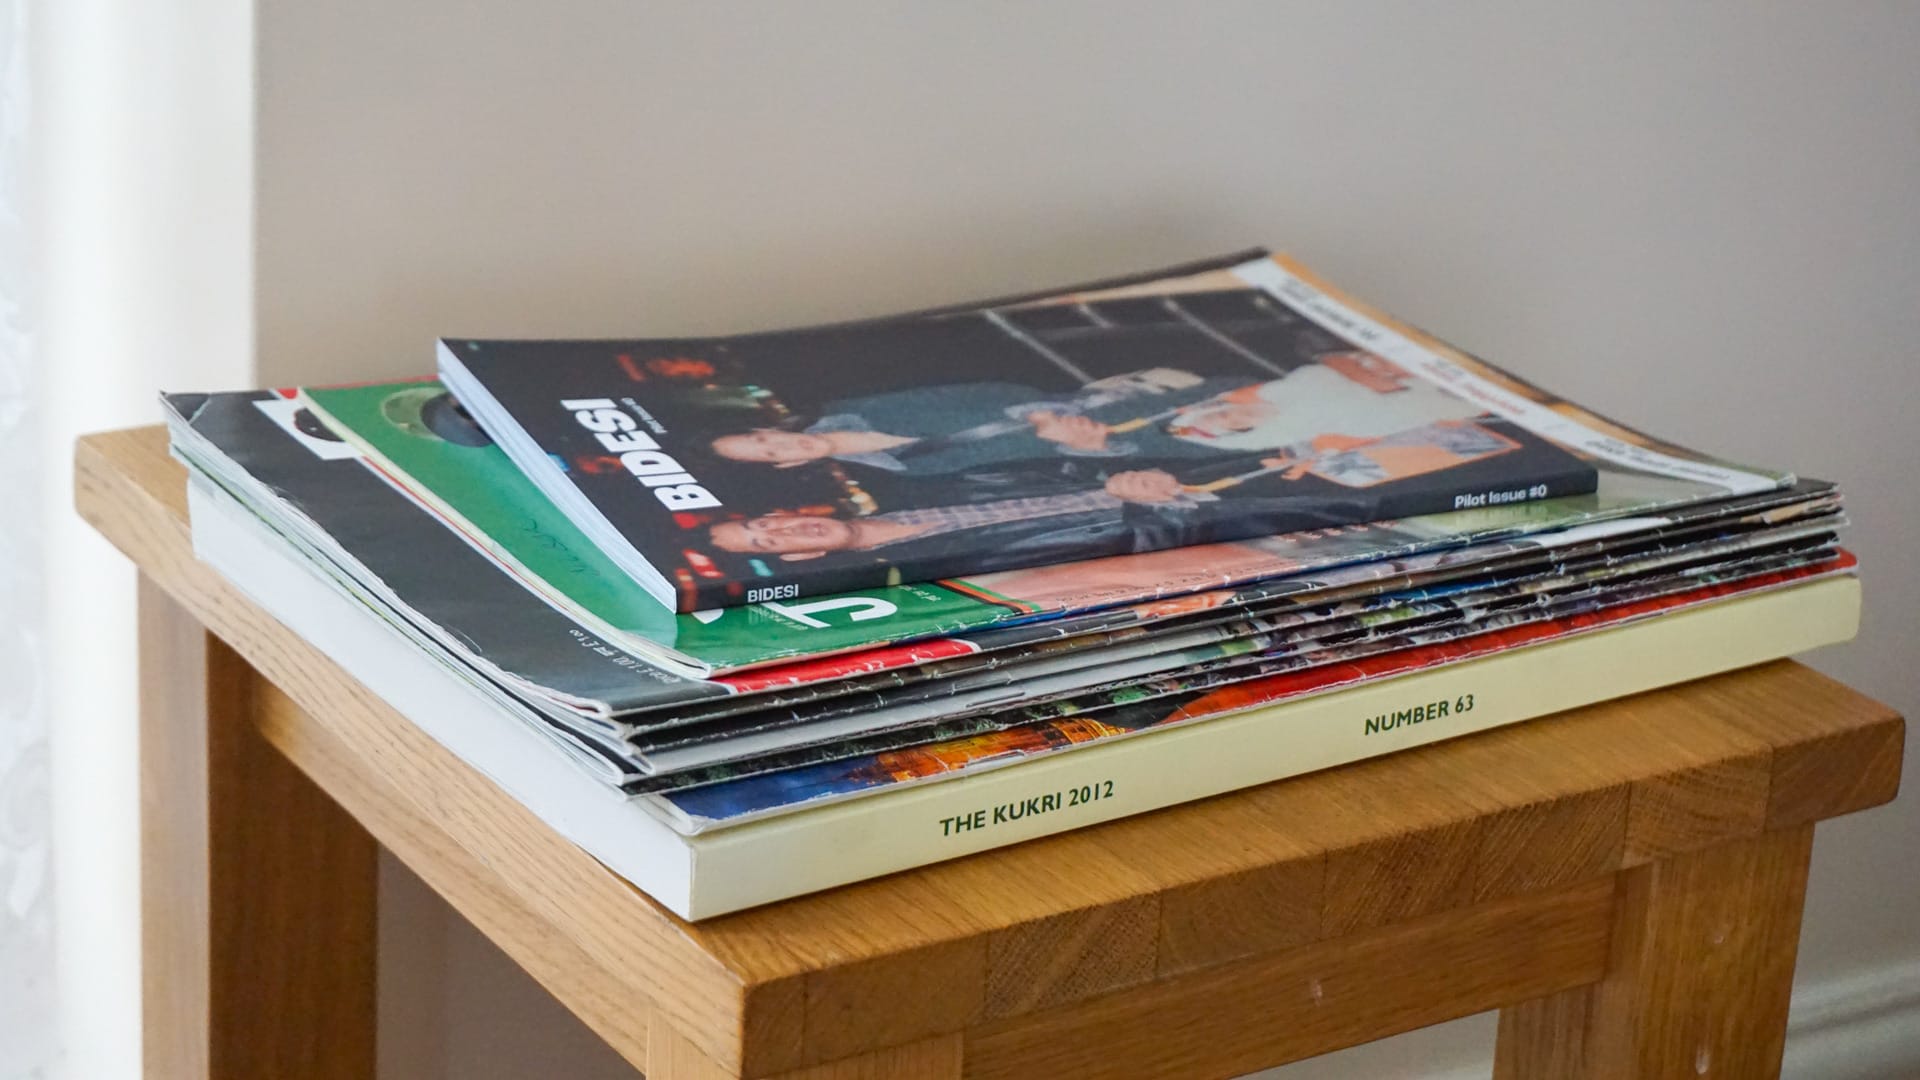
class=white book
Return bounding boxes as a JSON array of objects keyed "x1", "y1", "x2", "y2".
[{"x1": 188, "y1": 482, "x2": 1860, "y2": 920}]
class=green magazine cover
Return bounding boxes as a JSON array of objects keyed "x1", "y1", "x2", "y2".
[{"x1": 307, "y1": 379, "x2": 1007, "y2": 674}]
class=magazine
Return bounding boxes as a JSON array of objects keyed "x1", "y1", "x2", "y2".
[
  {"x1": 439, "y1": 256, "x2": 1639, "y2": 610},
  {"x1": 305, "y1": 374, "x2": 1839, "y2": 694},
  {"x1": 167, "y1": 380, "x2": 1833, "y2": 724},
  {"x1": 169, "y1": 250, "x2": 1811, "y2": 720},
  {"x1": 613, "y1": 482, "x2": 1841, "y2": 731},
  {"x1": 628, "y1": 517, "x2": 1843, "y2": 760},
  {"x1": 654, "y1": 551, "x2": 1853, "y2": 827},
  {"x1": 642, "y1": 544, "x2": 1841, "y2": 788},
  {"x1": 183, "y1": 458, "x2": 1834, "y2": 792},
  {"x1": 624, "y1": 530, "x2": 1841, "y2": 774}
]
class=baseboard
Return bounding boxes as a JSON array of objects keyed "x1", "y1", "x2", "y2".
[{"x1": 1783, "y1": 958, "x2": 1920, "y2": 1080}]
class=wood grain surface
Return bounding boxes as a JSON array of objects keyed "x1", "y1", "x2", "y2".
[
  {"x1": 140, "y1": 581, "x2": 379, "y2": 1078},
  {"x1": 1494, "y1": 826, "x2": 1815, "y2": 1079},
  {"x1": 83, "y1": 425, "x2": 1903, "y2": 1079}
]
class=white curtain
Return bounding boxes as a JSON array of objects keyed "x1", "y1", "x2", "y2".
[
  {"x1": 18, "y1": 3, "x2": 253, "y2": 1077},
  {"x1": 0, "y1": 1, "x2": 53, "y2": 1077}
]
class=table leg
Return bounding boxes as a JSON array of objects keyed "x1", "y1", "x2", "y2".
[
  {"x1": 1492, "y1": 824, "x2": 1814, "y2": 1079},
  {"x1": 140, "y1": 578, "x2": 379, "y2": 1078}
]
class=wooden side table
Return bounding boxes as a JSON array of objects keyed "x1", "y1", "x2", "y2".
[{"x1": 78, "y1": 426, "x2": 1903, "y2": 1080}]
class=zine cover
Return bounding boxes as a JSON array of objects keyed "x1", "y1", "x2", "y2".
[{"x1": 442, "y1": 260, "x2": 1611, "y2": 611}]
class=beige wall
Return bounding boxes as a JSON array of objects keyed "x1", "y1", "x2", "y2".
[{"x1": 255, "y1": 4, "x2": 1920, "y2": 1076}]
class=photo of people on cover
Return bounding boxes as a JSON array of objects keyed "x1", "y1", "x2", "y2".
[{"x1": 488, "y1": 287, "x2": 1595, "y2": 603}]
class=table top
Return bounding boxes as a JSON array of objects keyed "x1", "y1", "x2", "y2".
[{"x1": 77, "y1": 425, "x2": 1904, "y2": 1078}]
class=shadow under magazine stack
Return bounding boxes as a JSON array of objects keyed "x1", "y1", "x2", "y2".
[{"x1": 165, "y1": 250, "x2": 1860, "y2": 919}]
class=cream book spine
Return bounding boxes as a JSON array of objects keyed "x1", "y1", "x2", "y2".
[{"x1": 684, "y1": 576, "x2": 1859, "y2": 917}]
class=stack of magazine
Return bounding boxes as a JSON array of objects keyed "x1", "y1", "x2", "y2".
[{"x1": 165, "y1": 250, "x2": 1860, "y2": 919}]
